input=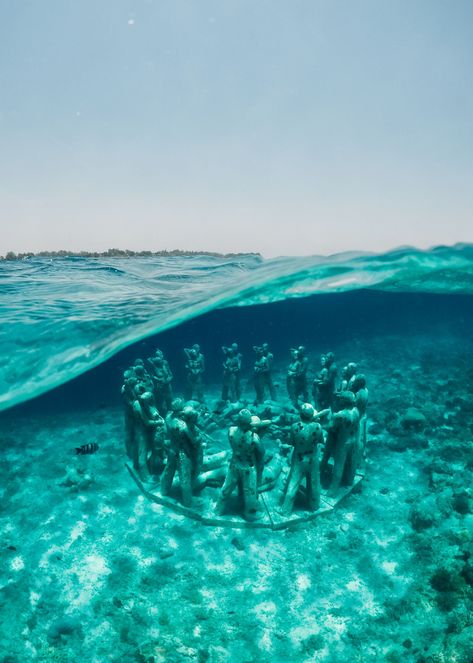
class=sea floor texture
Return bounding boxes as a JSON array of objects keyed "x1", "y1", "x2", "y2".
[{"x1": 1, "y1": 332, "x2": 473, "y2": 663}]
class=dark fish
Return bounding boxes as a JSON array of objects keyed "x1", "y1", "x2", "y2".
[{"x1": 75, "y1": 443, "x2": 99, "y2": 455}]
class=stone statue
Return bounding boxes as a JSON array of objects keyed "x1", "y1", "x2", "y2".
[
  {"x1": 320, "y1": 390, "x2": 360, "y2": 495},
  {"x1": 216, "y1": 409, "x2": 265, "y2": 521},
  {"x1": 131, "y1": 389, "x2": 166, "y2": 482},
  {"x1": 147, "y1": 349, "x2": 173, "y2": 415},
  {"x1": 350, "y1": 373, "x2": 369, "y2": 460},
  {"x1": 253, "y1": 343, "x2": 276, "y2": 403},
  {"x1": 280, "y1": 403, "x2": 324, "y2": 515},
  {"x1": 132, "y1": 364, "x2": 154, "y2": 394},
  {"x1": 221, "y1": 343, "x2": 242, "y2": 402},
  {"x1": 312, "y1": 352, "x2": 338, "y2": 409},
  {"x1": 286, "y1": 346, "x2": 309, "y2": 405},
  {"x1": 339, "y1": 362, "x2": 358, "y2": 391},
  {"x1": 160, "y1": 403, "x2": 203, "y2": 507},
  {"x1": 184, "y1": 344, "x2": 205, "y2": 402}
]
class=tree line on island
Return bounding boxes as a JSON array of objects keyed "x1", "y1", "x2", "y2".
[{"x1": 1, "y1": 248, "x2": 261, "y2": 260}]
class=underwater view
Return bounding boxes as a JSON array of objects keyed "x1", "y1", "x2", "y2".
[{"x1": 1, "y1": 246, "x2": 473, "y2": 662}]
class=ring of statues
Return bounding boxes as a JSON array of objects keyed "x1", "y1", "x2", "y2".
[{"x1": 122, "y1": 344, "x2": 368, "y2": 529}]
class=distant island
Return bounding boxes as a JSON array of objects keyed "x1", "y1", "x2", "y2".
[{"x1": 0, "y1": 249, "x2": 262, "y2": 260}]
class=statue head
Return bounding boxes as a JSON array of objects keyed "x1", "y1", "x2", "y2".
[
  {"x1": 351, "y1": 374, "x2": 366, "y2": 391},
  {"x1": 238, "y1": 409, "x2": 253, "y2": 430},
  {"x1": 171, "y1": 397, "x2": 185, "y2": 413},
  {"x1": 300, "y1": 403, "x2": 315, "y2": 421},
  {"x1": 182, "y1": 405, "x2": 198, "y2": 423}
]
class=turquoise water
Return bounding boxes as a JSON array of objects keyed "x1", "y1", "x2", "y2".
[
  {"x1": 1, "y1": 246, "x2": 473, "y2": 662},
  {"x1": 1, "y1": 244, "x2": 472, "y2": 411}
]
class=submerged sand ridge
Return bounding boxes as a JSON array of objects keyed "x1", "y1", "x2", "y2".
[{"x1": 0, "y1": 331, "x2": 473, "y2": 662}]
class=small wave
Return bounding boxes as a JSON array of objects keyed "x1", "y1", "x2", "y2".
[{"x1": 0, "y1": 244, "x2": 472, "y2": 411}]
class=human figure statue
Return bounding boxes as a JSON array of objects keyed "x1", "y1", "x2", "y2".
[
  {"x1": 133, "y1": 364, "x2": 155, "y2": 394},
  {"x1": 313, "y1": 352, "x2": 338, "y2": 409},
  {"x1": 132, "y1": 389, "x2": 166, "y2": 482},
  {"x1": 216, "y1": 409, "x2": 265, "y2": 521},
  {"x1": 350, "y1": 374, "x2": 369, "y2": 460},
  {"x1": 221, "y1": 343, "x2": 242, "y2": 402},
  {"x1": 253, "y1": 343, "x2": 276, "y2": 403},
  {"x1": 320, "y1": 390, "x2": 360, "y2": 495},
  {"x1": 339, "y1": 362, "x2": 358, "y2": 391},
  {"x1": 147, "y1": 349, "x2": 173, "y2": 415},
  {"x1": 184, "y1": 344, "x2": 205, "y2": 402},
  {"x1": 286, "y1": 346, "x2": 309, "y2": 405},
  {"x1": 121, "y1": 370, "x2": 138, "y2": 459},
  {"x1": 261, "y1": 343, "x2": 276, "y2": 400},
  {"x1": 280, "y1": 403, "x2": 324, "y2": 516},
  {"x1": 160, "y1": 404, "x2": 203, "y2": 507}
]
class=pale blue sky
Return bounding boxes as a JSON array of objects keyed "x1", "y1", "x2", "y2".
[{"x1": 1, "y1": 0, "x2": 472, "y2": 257}]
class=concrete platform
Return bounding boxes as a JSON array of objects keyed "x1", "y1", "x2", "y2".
[{"x1": 126, "y1": 463, "x2": 365, "y2": 530}]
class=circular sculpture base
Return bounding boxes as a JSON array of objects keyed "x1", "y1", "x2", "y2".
[{"x1": 126, "y1": 464, "x2": 364, "y2": 530}]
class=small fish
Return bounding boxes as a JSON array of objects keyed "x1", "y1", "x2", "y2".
[{"x1": 74, "y1": 443, "x2": 99, "y2": 455}]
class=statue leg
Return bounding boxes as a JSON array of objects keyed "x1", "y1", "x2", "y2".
[
  {"x1": 242, "y1": 468, "x2": 259, "y2": 521},
  {"x1": 133, "y1": 427, "x2": 151, "y2": 481},
  {"x1": 342, "y1": 441, "x2": 357, "y2": 486},
  {"x1": 235, "y1": 375, "x2": 241, "y2": 400},
  {"x1": 254, "y1": 375, "x2": 264, "y2": 403},
  {"x1": 160, "y1": 451, "x2": 177, "y2": 495},
  {"x1": 280, "y1": 460, "x2": 303, "y2": 516},
  {"x1": 329, "y1": 442, "x2": 349, "y2": 495},
  {"x1": 267, "y1": 374, "x2": 276, "y2": 400},
  {"x1": 215, "y1": 464, "x2": 239, "y2": 515},
  {"x1": 221, "y1": 375, "x2": 230, "y2": 401},
  {"x1": 178, "y1": 451, "x2": 193, "y2": 507},
  {"x1": 306, "y1": 456, "x2": 321, "y2": 511},
  {"x1": 195, "y1": 375, "x2": 204, "y2": 402},
  {"x1": 287, "y1": 376, "x2": 296, "y2": 404}
]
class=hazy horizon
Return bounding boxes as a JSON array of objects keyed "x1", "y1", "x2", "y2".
[{"x1": 1, "y1": 1, "x2": 472, "y2": 258}]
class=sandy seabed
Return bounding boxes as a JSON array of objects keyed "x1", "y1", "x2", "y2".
[{"x1": 1, "y1": 331, "x2": 473, "y2": 663}]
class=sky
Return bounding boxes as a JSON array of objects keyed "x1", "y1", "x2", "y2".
[{"x1": 0, "y1": 0, "x2": 472, "y2": 258}]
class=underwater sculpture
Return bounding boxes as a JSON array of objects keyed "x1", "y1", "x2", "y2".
[
  {"x1": 286, "y1": 346, "x2": 309, "y2": 405},
  {"x1": 253, "y1": 343, "x2": 276, "y2": 403},
  {"x1": 221, "y1": 343, "x2": 242, "y2": 402},
  {"x1": 184, "y1": 344, "x2": 205, "y2": 402},
  {"x1": 132, "y1": 364, "x2": 154, "y2": 395},
  {"x1": 321, "y1": 390, "x2": 360, "y2": 495},
  {"x1": 216, "y1": 409, "x2": 265, "y2": 521},
  {"x1": 160, "y1": 402, "x2": 203, "y2": 506},
  {"x1": 131, "y1": 387, "x2": 166, "y2": 481},
  {"x1": 350, "y1": 373, "x2": 369, "y2": 460},
  {"x1": 147, "y1": 349, "x2": 173, "y2": 415},
  {"x1": 280, "y1": 403, "x2": 324, "y2": 515},
  {"x1": 124, "y1": 345, "x2": 369, "y2": 525},
  {"x1": 339, "y1": 362, "x2": 358, "y2": 391},
  {"x1": 313, "y1": 352, "x2": 338, "y2": 409}
]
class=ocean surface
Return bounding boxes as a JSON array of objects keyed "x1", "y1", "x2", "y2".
[
  {"x1": 1, "y1": 244, "x2": 472, "y2": 412},
  {"x1": 1, "y1": 245, "x2": 473, "y2": 662}
]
